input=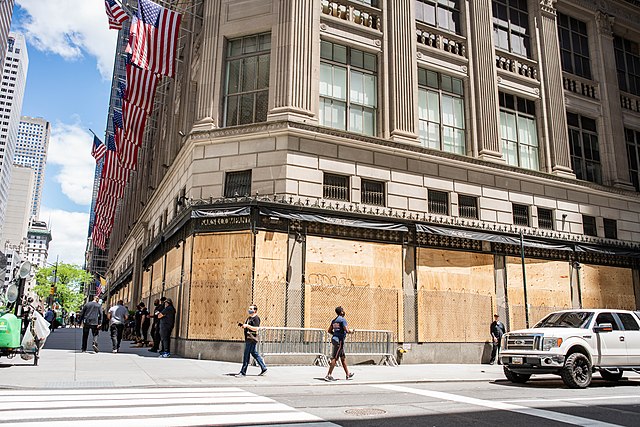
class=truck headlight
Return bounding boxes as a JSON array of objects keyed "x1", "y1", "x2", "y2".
[{"x1": 542, "y1": 337, "x2": 562, "y2": 351}]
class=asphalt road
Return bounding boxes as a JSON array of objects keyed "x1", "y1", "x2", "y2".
[{"x1": 252, "y1": 377, "x2": 640, "y2": 426}]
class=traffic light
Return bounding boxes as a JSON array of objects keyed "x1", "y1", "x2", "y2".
[{"x1": 49, "y1": 286, "x2": 55, "y2": 295}]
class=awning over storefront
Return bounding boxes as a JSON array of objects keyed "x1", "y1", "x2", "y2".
[{"x1": 259, "y1": 207, "x2": 409, "y2": 232}]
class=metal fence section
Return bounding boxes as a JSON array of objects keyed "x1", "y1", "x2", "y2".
[
  {"x1": 338, "y1": 329, "x2": 398, "y2": 366},
  {"x1": 256, "y1": 327, "x2": 329, "y2": 366}
]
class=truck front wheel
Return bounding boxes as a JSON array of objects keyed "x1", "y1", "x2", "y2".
[
  {"x1": 503, "y1": 366, "x2": 531, "y2": 384},
  {"x1": 561, "y1": 353, "x2": 592, "y2": 388}
]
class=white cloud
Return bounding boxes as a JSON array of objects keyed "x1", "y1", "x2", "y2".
[
  {"x1": 48, "y1": 122, "x2": 97, "y2": 206},
  {"x1": 16, "y1": 0, "x2": 118, "y2": 79},
  {"x1": 40, "y1": 207, "x2": 89, "y2": 266}
]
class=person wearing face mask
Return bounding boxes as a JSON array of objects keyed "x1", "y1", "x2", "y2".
[{"x1": 235, "y1": 304, "x2": 267, "y2": 377}]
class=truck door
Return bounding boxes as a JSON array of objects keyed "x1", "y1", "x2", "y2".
[
  {"x1": 594, "y1": 312, "x2": 626, "y2": 366},
  {"x1": 616, "y1": 312, "x2": 640, "y2": 366}
]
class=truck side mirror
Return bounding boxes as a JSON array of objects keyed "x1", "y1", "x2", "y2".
[{"x1": 594, "y1": 323, "x2": 613, "y2": 333}]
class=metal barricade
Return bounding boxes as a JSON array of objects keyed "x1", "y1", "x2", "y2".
[
  {"x1": 256, "y1": 327, "x2": 329, "y2": 367},
  {"x1": 332, "y1": 329, "x2": 398, "y2": 366}
]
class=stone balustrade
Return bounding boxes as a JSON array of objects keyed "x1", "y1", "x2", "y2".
[
  {"x1": 562, "y1": 73, "x2": 598, "y2": 99},
  {"x1": 415, "y1": 28, "x2": 466, "y2": 58},
  {"x1": 495, "y1": 53, "x2": 538, "y2": 80},
  {"x1": 620, "y1": 92, "x2": 640, "y2": 113},
  {"x1": 320, "y1": 0, "x2": 381, "y2": 31}
]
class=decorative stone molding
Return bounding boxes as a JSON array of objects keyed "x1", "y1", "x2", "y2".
[
  {"x1": 320, "y1": 0, "x2": 382, "y2": 31},
  {"x1": 540, "y1": 0, "x2": 557, "y2": 15},
  {"x1": 595, "y1": 10, "x2": 615, "y2": 36},
  {"x1": 416, "y1": 27, "x2": 466, "y2": 58}
]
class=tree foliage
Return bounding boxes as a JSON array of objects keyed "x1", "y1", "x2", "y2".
[{"x1": 33, "y1": 263, "x2": 91, "y2": 314}]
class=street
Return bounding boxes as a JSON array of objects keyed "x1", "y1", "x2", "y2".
[{"x1": 1, "y1": 328, "x2": 639, "y2": 426}]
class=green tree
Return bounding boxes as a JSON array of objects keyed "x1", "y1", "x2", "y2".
[{"x1": 34, "y1": 263, "x2": 92, "y2": 314}]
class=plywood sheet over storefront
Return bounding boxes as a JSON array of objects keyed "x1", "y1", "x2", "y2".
[
  {"x1": 506, "y1": 258, "x2": 571, "y2": 330},
  {"x1": 187, "y1": 232, "x2": 253, "y2": 340},
  {"x1": 417, "y1": 249, "x2": 494, "y2": 343},
  {"x1": 179, "y1": 236, "x2": 193, "y2": 339},
  {"x1": 164, "y1": 246, "x2": 183, "y2": 290},
  {"x1": 141, "y1": 269, "x2": 152, "y2": 300},
  {"x1": 581, "y1": 264, "x2": 635, "y2": 310},
  {"x1": 151, "y1": 257, "x2": 164, "y2": 297},
  {"x1": 253, "y1": 231, "x2": 288, "y2": 327},
  {"x1": 304, "y1": 236, "x2": 403, "y2": 337}
]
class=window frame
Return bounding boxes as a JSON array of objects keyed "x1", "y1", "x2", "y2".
[
  {"x1": 582, "y1": 214, "x2": 597, "y2": 237},
  {"x1": 499, "y1": 92, "x2": 539, "y2": 170},
  {"x1": 223, "y1": 33, "x2": 271, "y2": 127},
  {"x1": 625, "y1": 127, "x2": 640, "y2": 192},
  {"x1": 492, "y1": 0, "x2": 531, "y2": 58},
  {"x1": 418, "y1": 68, "x2": 466, "y2": 154},
  {"x1": 224, "y1": 170, "x2": 252, "y2": 198},
  {"x1": 537, "y1": 207, "x2": 554, "y2": 230},
  {"x1": 567, "y1": 112, "x2": 601, "y2": 184},
  {"x1": 323, "y1": 173, "x2": 350, "y2": 202},
  {"x1": 319, "y1": 40, "x2": 378, "y2": 136},
  {"x1": 557, "y1": 12, "x2": 592, "y2": 79},
  {"x1": 603, "y1": 218, "x2": 617, "y2": 240},
  {"x1": 428, "y1": 189, "x2": 449, "y2": 216},
  {"x1": 415, "y1": 0, "x2": 462, "y2": 35},
  {"x1": 512, "y1": 203, "x2": 530, "y2": 227},
  {"x1": 614, "y1": 35, "x2": 640, "y2": 96},
  {"x1": 458, "y1": 194, "x2": 478, "y2": 219},
  {"x1": 361, "y1": 178, "x2": 386, "y2": 206}
]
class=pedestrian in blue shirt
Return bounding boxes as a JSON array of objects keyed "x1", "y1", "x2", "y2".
[{"x1": 325, "y1": 306, "x2": 355, "y2": 381}]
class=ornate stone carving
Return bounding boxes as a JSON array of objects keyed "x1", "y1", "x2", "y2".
[
  {"x1": 540, "y1": 0, "x2": 557, "y2": 15},
  {"x1": 595, "y1": 11, "x2": 615, "y2": 36}
]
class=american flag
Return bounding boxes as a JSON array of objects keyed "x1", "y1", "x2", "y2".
[
  {"x1": 129, "y1": 0, "x2": 182, "y2": 78},
  {"x1": 102, "y1": 134, "x2": 129, "y2": 183},
  {"x1": 105, "y1": 0, "x2": 128, "y2": 30},
  {"x1": 97, "y1": 178, "x2": 125, "y2": 199},
  {"x1": 117, "y1": 79, "x2": 127, "y2": 100},
  {"x1": 122, "y1": 100, "x2": 147, "y2": 146},
  {"x1": 93, "y1": 228, "x2": 107, "y2": 250},
  {"x1": 117, "y1": 137, "x2": 140, "y2": 170},
  {"x1": 91, "y1": 135, "x2": 107, "y2": 161},
  {"x1": 126, "y1": 62, "x2": 159, "y2": 114},
  {"x1": 113, "y1": 110, "x2": 124, "y2": 143}
]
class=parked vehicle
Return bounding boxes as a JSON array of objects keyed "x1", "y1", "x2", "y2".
[{"x1": 501, "y1": 309, "x2": 640, "y2": 388}]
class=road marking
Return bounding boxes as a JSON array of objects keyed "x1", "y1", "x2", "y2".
[
  {"x1": 0, "y1": 387, "x2": 332, "y2": 426},
  {"x1": 503, "y1": 395, "x2": 640, "y2": 403},
  {"x1": 373, "y1": 384, "x2": 623, "y2": 427}
]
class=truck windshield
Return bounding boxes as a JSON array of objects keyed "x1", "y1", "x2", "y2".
[{"x1": 534, "y1": 312, "x2": 593, "y2": 328}]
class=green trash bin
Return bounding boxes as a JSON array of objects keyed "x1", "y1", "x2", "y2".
[{"x1": 0, "y1": 313, "x2": 21, "y2": 348}]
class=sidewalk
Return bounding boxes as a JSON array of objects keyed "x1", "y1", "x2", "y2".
[{"x1": 0, "y1": 328, "x2": 507, "y2": 389}]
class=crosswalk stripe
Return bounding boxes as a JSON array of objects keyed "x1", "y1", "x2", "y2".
[{"x1": 0, "y1": 387, "x2": 327, "y2": 427}]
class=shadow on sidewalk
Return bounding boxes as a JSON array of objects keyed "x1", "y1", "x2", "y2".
[{"x1": 42, "y1": 327, "x2": 172, "y2": 358}]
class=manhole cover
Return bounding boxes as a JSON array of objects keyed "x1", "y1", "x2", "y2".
[{"x1": 345, "y1": 408, "x2": 387, "y2": 416}]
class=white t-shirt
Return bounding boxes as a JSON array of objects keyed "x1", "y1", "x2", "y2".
[{"x1": 109, "y1": 305, "x2": 128, "y2": 325}]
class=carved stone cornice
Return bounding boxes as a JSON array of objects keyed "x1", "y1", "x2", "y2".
[
  {"x1": 595, "y1": 10, "x2": 615, "y2": 36},
  {"x1": 540, "y1": 0, "x2": 557, "y2": 16}
]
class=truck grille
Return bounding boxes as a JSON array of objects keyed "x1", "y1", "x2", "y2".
[{"x1": 505, "y1": 334, "x2": 540, "y2": 351}]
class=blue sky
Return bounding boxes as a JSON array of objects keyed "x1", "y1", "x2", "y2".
[{"x1": 12, "y1": 1, "x2": 118, "y2": 265}]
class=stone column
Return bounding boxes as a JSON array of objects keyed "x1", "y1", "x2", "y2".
[
  {"x1": 268, "y1": 0, "x2": 318, "y2": 123},
  {"x1": 285, "y1": 233, "x2": 304, "y2": 327},
  {"x1": 387, "y1": 0, "x2": 418, "y2": 142},
  {"x1": 194, "y1": 0, "x2": 222, "y2": 130},
  {"x1": 569, "y1": 261, "x2": 582, "y2": 309},
  {"x1": 468, "y1": 0, "x2": 503, "y2": 161},
  {"x1": 130, "y1": 244, "x2": 144, "y2": 309},
  {"x1": 402, "y1": 245, "x2": 417, "y2": 343},
  {"x1": 592, "y1": 11, "x2": 634, "y2": 189},
  {"x1": 536, "y1": 1, "x2": 573, "y2": 177},
  {"x1": 494, "y1": 255, "x2": 508, "y2": 327}
]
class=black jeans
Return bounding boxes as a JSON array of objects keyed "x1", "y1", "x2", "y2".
[
  {"x1": 491, "y1": 339, "x2": 502, "y2": 363},
  {"x1": 159, "y1": 324, "x2": 173, "y2": 353},
  {"x1": 240, "y1": 341, "x2": 266, "y2": 375},
  {"x1": 141, "y1": 321, "x2": 150, "y2": 343},
  {"x1": 81, "y1": 324, "x2": 99, "y2": 351},
  {"x1": 150, "y1": 322, "x2": 160, "y2": 350},
  {"x1": 110, "y1": 323, "x2": 125, "y2": 350}
]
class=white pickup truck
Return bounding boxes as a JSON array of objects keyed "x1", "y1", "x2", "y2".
[{"x1": 500, "y1": 309, "x2": 640, "y2": 388}]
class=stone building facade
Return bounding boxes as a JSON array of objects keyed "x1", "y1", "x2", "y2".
[{"x1": 103, "y1": 0, "x2": 640, "y2": 363}]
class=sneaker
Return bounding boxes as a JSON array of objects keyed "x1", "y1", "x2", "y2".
[
  {"x1": 92, "y1": 343, "x2": 99, "y2": 353},
  {"x1": 161, "y1": 353, "x2": 171, "y2": 358},
  {"x1": 235, "y1": 373, "x2": 246, "y2": 377},
  {"x1": 259, "y1": 369, "x2": 268, "y2": 376},
  {"x1": 346, "y1": 373, "x2": 354, "y2": 380},
  {"x1": 112, "y1": 349, "x2": 117, "y2": 353},
  {"x1": 324, "y1": 375, "x2": 336, "y2": 382}
]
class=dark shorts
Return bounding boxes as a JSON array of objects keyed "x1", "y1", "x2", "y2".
[{"x1": 331, "y1": 339, "x2": 345, "y2": 359}]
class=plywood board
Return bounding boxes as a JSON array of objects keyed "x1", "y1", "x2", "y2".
[
  {"x1": 506, "y1": 258, "x2": 572, "y2": 329},
  {"x1": 416, "y1": 248, "x2": 495, "y2": 342},
  {"x1": 141, "y1": 269, "x2": 152, "y2": 299},
  {"x1": 179, "y1": 235, "x2": 193, "y2": 339},
  {"x1": 151, "y1": 257, "x2": 164, "y2": 295},
  {"x1": 188, "y1": 232, "x2": 253, "y2": 340},
  {"x1": 253, "y1": 231, "x2": 288, "y2": 326},
  {"x1": 165, "y1": 246, "x2": 183, "y2": 290},
  {"x1": 580, "y1": 265, "x2": 635, "y2": 310},
  {"x1": 304, "y1": 237, "x2": 402, "y2": 337}
]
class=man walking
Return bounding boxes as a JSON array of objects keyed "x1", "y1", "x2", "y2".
[
  {"x1": 44, "y1": 308, "x2": 55, "y2": 332},
  {"x1": 490, "y1": 313, "x2": 506, "y2": 365},
  {"x1": 108, "y1": 300, "x2": 129, "y2": 353},
  {"x1": 325, "y1": 306, "x2": 354, "y2": 382},
  {"x1": 236, "y1": 304, "x2": 267, "y2": 377},
  {"x1": 157, "y1": 298, "x2": 176, "y2": 358},
  {"x1": 79, "y1": 296, "x2": 102, "y2": 353}
]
